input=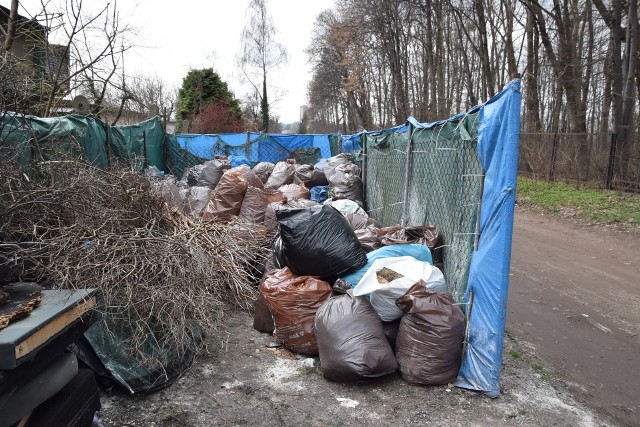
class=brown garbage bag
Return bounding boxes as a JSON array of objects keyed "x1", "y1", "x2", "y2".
[
  {"x1": 395, "y1": 282, "x2": 465, "y2": 385},
  {"x1": 344, "y1": 213, "x2": 378, "y2": 230},
  {"x1": 278, "y1": 183, "x2": 310, "y2": 200},
  {"x1": 197, "y1": 156, "x2": 231, "y2": 188},
  {"x1": 314, "y1": 292, "x2": 397, "y2": 381},
  {"x1": 202, "y1": 171, "x2": 248, "y2": 219},
  {"x1": 266, "y1": 159, "x2": 296, "y2": 188},
  {"x1": 263, "y1": 199, "x2": 319, "y2": 231},
  {"x1": 260, "y1": 267, "x2": 332, "y2": 356},
  {"x1": 231, "y1": 164, "x2": 264, "y2": 189},
  {"x1": 381, "y1": 226, "x2": 443, "y2": 269},
  {"x1": 355, "y1": 228, "x2": 382, "y2": 252},
  {"x1": 239, "y1": 186, "x2": 283, "y2": 223},
  {"x1": 324, "y1": 153, "x2": 354, "y2": 181},
  {"x1": 184, "y1": 186, "x2": 211, "y2": 215},
  {"x1": 253, "y1": 292, "x2": 275, "y2": 333},
  {"x1": 252, "y1": 162, "x2": 275, "y2": 183},
  {"x1": 293, "y1": 164, "x2": 328, "y2": 187},
  {"x1": 354, "y1": 225, "x2": 402, "y2": 253}
]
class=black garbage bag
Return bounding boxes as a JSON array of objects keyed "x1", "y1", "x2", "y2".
[
  {"x1": 314, "y1": 292, "x2": 397, "y2": 381},
  {"x1": 276, "y1": 205, "x2": 367, "y2": 281}
]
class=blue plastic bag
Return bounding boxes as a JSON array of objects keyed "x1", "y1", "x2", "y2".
[
  {"x1": 310, "y1": 185, "x2": 328, "y2": 203},
  {"x1": 339, "y1": 244, "x2": 433, "y2": 288}
]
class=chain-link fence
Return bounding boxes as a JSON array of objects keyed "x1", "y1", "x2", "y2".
[
  {"x1": 363, "y1": 112, "x2": 483, "y2": 302},
  {"x1": 518, "y1": 132, "x2": 640, "y2": 192},
  {"x1": 165, "y1": 133, "x2": 340, "y2": 178}
]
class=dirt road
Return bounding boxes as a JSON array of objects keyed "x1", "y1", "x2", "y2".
[{"x1": 508, "y1": 208, "x2": 640, "y2": 426}]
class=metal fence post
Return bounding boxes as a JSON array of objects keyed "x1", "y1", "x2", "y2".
[
  {"x1": 104, "y1": 123, "x2": 111, "y2": 168},
  {"x1": 142, "y1": 130, "x2": 147, "y2": 169},
  {"x1": 245, "y1": 131, "x2": 251, "y2": 159},
  {"x1": 361, "y1": 133, "x2": 368, "y2": 211},
  {"x1": 400, "y1": 122, "x2": 414, "y2": 227},
  {"x1": 606, "y1": 132, "x2": 617, "y2": 190},
  {"x1": 549, "y1": 130, "x2": 559, "y2": 181}
]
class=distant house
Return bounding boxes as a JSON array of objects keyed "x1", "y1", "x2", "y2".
[{"x1": 0, "y1": 5, "x2": 70, "y2": 87}]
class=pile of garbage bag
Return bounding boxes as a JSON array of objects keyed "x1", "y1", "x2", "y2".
[
  {"x1": 145, "y1": 154, "x2": 465, "y2": 387},
  {"x1": 145, "y1": 155, "x2": 335, "y2": 226},
  {"x1": 240, "y1": 153, "x2": 465, "y2": 385}
]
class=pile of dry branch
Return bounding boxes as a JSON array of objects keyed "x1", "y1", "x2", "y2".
[{"x1": 0, "y1": 158, "x2": 273, "y2": 356}]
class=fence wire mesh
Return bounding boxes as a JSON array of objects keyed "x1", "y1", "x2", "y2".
[
  {"x1": 165, "y1": 133, "x2": 339, "y2": 179},
  {"x1": 364, "y1": 112, "x2": 482, "y2": 302},
  {"x1": 518, "y1": 132, "x2": 640, "y2": 192}
]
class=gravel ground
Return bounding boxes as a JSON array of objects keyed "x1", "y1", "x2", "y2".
[{"x1": 99, "y1": 309, "x2": 607, "y2": 427}]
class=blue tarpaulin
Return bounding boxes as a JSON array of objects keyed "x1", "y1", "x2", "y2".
[
  {"x1": 454, "y1": 81, "x2": 521, "y2": 397},
  {"x1": 176, "y1": 132, "x2": 333, "y2": 164}
]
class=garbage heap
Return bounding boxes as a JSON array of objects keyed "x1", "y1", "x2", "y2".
[{"x1": 152, "y1": 153, "x2": 465, "y2": 385}]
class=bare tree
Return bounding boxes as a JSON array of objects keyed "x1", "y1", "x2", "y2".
[
  {"x1": 0, "y1": 0, "x2": 131, "y2": 118},
  {"x1": 238, "y1": 0, "x2": 287, "y2": 132}
]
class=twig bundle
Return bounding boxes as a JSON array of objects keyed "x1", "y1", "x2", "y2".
[{"x1": 0, "y1": 158, "x2": 273, "y2": 356}]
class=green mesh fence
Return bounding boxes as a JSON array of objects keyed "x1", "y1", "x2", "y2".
[
  {"x1": 364, "y1": 130, "x2": 411, "y2": 226},
  {"x1": 364, "y1": 112, "x2": 482, "y2": 302}
]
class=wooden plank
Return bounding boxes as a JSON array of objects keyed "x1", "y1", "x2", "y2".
[
  {"x1": 14, "y1": 296, "x2": 96, "y2": 361},
  {"x1": 0, "y1": 289, "x2": 98, "y2": 368}
]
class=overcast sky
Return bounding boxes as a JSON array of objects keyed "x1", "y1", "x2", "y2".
[{"x1": 7, "y1": 0, "x2": 335, "y2": 123}]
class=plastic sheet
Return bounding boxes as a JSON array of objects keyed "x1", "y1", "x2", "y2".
[
  {"x1": 314, "y1": 292, "x2": 397, "y2": 381},
  {"x1": 276, "y1": 205, "x2": 368, "y2": 281},
  {"x1": 396, "y1": 283, "x2": 465, "y2": 385},
  {"x1": 229, "y1": 155, "x2": 252, "y2": 168},
  {"x1": 260, "y1": 267, "x2": 332, "y2": 356},
  {"x1": 81, "y1": 318, "x2": 196, "y2": 394}
]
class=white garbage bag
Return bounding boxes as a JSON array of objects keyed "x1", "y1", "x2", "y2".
[{"x1": 352, "y1": 256, "x2": 446, "y2": 321}]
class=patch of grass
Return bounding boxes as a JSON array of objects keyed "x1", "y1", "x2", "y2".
[
  {"x1": 517, "y1": 177, "x2": 640, "y2": 226},
  {"x1": 532, "y1": 363, "x2": 552, "y2": 382},
  {"x1": 510, "y1": 350, "x2": 522, "y2": 359}
]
